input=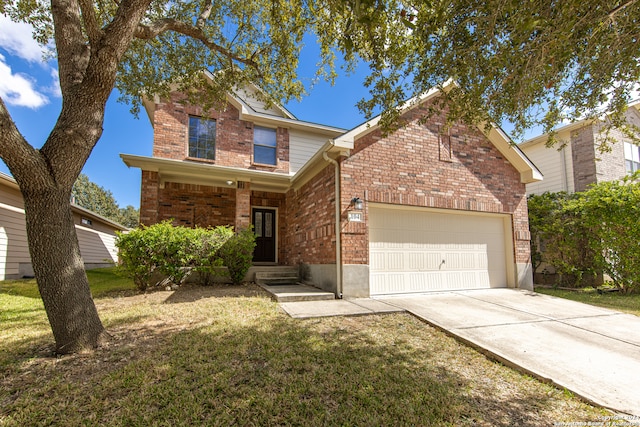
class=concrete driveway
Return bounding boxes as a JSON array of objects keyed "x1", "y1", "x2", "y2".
[{"x1": 378, "y1": 289, "x2": 640, "y2": 416}]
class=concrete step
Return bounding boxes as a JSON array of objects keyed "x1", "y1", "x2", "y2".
[
  {"x1": 255, "y1": 268, "x2": 299, "y2": 286},
  {"x1": 258, "y1": 283, "x2": 335, "y2": 302}
]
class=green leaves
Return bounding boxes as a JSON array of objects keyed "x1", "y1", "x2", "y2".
[
  {"x1": 529, "y1": 173, "x2": 640, "y2": 292},
  {"x1": 115, "y1": 221, "x2": 256, "y2": 290}
]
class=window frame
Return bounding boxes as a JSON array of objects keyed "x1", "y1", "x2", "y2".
[
  {"x1": 624, "y1": 141, "x2": 640, "y2": 174},
  {"x1": 188, "y1": 116, "x2": 217, "y2": 161},
  {"x1": 252, "y1": 125, "x2": 278, "y2": 166}
]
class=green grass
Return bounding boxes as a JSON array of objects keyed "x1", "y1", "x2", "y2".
[
  {"x1": 535, "y1": 286, "x2": 640, "y2": 316},
  {"x1": 0, "y1": 267, "x2": 136, "y2": 300},
  {"x1": 0, "y1": 271, "x2": 614, "y2": 426}
]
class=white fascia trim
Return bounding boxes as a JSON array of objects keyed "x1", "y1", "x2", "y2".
[{"x1": 482, "y1": 125, "x2": 543, "y2": 183}]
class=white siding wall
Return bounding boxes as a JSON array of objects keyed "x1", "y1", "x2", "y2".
[
  {"x1": 1, "y1": 202, "x2": 120, "y2": 280},
  {"x1": 523, "y1": 142, "x2": 574, "y2": 194},
  {"x1": 289, "y1": 129, "x2": 328, "y2": 173},
  {"x1": 0, "y1": 203, "x2": 31, "y2": 279}
]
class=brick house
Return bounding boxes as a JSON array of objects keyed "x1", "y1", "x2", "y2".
[
  {"x1": 520, "y1": 103, "x2": 640, "y2": 195},
  {"x1": 122, "y1": 82, "x2": 542, "y2": 298}
]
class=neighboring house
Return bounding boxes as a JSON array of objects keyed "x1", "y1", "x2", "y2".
[
  {"x1": 519, "y1": 103, "x2": 640, "y2": 195},
  {"x1": 121, "y1": 81, "x2": 542, "y2": 298},
  {"x1": 0, "y1": 172, "x2": 128, "y2": 280}
]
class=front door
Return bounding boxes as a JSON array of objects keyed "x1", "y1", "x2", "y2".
[{"x1": 252, "y1": 208, "x2": 276, "y2": 263}]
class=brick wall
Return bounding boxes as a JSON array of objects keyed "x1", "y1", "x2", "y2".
[
  {"x1": 154, "y1": 181, "x2": 236, "y2": 228},
  {"x1": 151, "y1": 93, "x2": 290, "y2": 173},
  {"x1": 340, "y1": 102, "x2": 530, "y2": 265},
  {"x1": 283, "y1": 164, "x2": 336, "y2": 265}
]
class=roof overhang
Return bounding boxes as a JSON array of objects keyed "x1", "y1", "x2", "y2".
[
  {"x1": 121, "y1": 154, "x2": 292, "y2": 193},
  {"x1": 480, "y1": 125, "x2": 543, "y2": 183}
]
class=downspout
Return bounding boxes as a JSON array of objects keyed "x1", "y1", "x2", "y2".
[{"x1": 323, "y1": 151, "x2": 343, "y2": 299}]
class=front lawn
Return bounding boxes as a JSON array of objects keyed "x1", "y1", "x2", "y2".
[
  {"x1": 535, "y1": 286, "x2": 640, "y2": 317},
  {"x1": 0, "y1": 270, "x2": 613, "y2": 426}
]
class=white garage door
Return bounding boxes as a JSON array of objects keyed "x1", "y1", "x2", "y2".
[{"x1": 369, "y1": 205, "x2": 510, "y2": 295}]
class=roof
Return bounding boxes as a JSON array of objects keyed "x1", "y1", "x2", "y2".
[
  {"x1": 519, "y1": 102, "x2": 640, "y2": 149},
  {"x1": 0, "y1": 171, "x2": 129, "y2": 231}
]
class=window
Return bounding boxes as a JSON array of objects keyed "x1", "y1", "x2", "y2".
[
  {"x1": 253, "y1": 126, "x2": 277, "y2": 165},
  {"x1": 624, "y1": 142, "x2": 640, "y2": 173},
  {"x1": 188, "y1": 116, "x2": 216, "y2": 160}
]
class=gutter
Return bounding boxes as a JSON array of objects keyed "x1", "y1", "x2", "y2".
[{"x1": 323, "y1": 150, "x2": 343, "y2": 299}]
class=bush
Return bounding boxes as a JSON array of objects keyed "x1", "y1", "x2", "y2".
[
  {"x1": 116, "y1": 221, "x2": 255, "y2": 290},
  {"x1": 219, "y1": 227, "x2": 256, "y2": 285},
  {"x1": 528, "y1": 192, "x2": 597, "y2": 287},
  {"x1": 528, "y1": 173, "x2": 640, "y2": 292}
]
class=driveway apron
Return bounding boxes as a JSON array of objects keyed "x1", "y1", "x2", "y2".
[{"x1": 378, "y1": 289, "x2": 640, "y2": 416}]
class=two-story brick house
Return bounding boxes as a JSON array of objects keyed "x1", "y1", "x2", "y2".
[
  {"x1": 520, "y1": 103, "x2": 640, "y2": 195},
  {"x1": 122, "y1": 82, "x2": 542, "y2": 298}
]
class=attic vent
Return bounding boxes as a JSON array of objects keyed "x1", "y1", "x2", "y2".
[
  {"x1": 439, "y1": 126, "x2": 452, "y2": 162},
  {"x1": 237, "y1": 181, "x2": 246, "y2": 189}
]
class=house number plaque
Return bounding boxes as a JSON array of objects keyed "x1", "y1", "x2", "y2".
[{"x1": 348, "y1": 211, "x2": 363, "y2": 222}]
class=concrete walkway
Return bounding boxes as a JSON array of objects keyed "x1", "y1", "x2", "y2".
[
  {"x1": 278, "y1": 287, "x2": 640, "y2": 416},
  {"x1": 378, "y1": 289, "x2": 640, "y2": 417}
]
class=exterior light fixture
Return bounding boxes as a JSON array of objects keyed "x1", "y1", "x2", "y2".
[
  {"x1": 351, "y1": 197, "x2": 364, "y2": 210},
  {"x1": 226, "y1": 180, "x2": 234, "y2": 186}
]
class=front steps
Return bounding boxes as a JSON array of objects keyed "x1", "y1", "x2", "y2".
[{"x1": 253, "y1": 266, "x2": 335, "y2": 302}]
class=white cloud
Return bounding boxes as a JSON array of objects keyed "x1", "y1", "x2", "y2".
[
  {"x1": 0, "y1": 54, "x2": 49, "y2": 108},
  {"x1": 0, "y1": 16, "x2": 44, "y2": 62}
]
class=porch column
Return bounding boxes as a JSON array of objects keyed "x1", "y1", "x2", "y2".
[{"x1": 235, "y1": 181, "x2": 251, "y2": 230}]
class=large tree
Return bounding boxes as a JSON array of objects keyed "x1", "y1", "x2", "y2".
[{"x1": 1, "y1": 0, "x2": 638, "y2": 353}]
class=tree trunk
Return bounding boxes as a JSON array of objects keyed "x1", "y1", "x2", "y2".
[{"x1": 23, "y1": 187, "x2": 105, "y2": 354}]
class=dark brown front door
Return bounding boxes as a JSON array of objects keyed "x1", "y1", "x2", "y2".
[{"x1": 252, "y1": 208, "x2": 276, "y2": 262}]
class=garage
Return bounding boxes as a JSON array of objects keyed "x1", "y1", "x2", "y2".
[{"x1": 369, "y1": 205, "x2": 513, "y2": 296}]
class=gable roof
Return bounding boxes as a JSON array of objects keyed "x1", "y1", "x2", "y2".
[{"x1": 332, "y1": 81, "x2": 542, "y2": 184}]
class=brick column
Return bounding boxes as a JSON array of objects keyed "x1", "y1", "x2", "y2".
[
  {"x1": 235, "y1": 181, "x2": 251, "y2": 230},
  {"x1": 140, "y1": 170, "x2": 159, "y2": 225}
]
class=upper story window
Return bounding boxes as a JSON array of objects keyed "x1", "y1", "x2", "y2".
[
  {"x1": 624, "y1": 142, "x2": 640, "y2": 173},
  {"x1": 253, "y1": 126, "x2": 277, "y2": 166},
  {"x1": 188, "y1": 116, "x2": 216, "y2": 160}
]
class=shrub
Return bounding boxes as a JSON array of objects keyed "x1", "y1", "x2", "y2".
[
  {"x1": 115, "y1": 226, "x2": 157, "y2": 291},
  {"x1": 116, "y1": 222, "x2": 256, "y2": 290},
  {"x1": 528, "y1": 174, "x2": 640, "y2": 292},
  {"x1": 570, "y1": 173, "x2": 640, "y2": 293},
  {"x1": 219, "y1": 227, "x2": 256, "y2": 285},
  {"x1": 528, "y1": 192, "x2": 597, "y2": 287}
]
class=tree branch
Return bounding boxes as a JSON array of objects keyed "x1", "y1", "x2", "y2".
[
  {"x1": 51, "y1": 0, "x2": 91, "y2": 95},
  {"x1": 79, "y1": 0, "x2": 103, "y2": 45},
  {"x1": 196, "y1": 0, "x2": 214, "y2": 28},
  {"x1": 134, "y1": 18, "x2": 259, "y2": 69},
  {"x1": 608, "y1": 0, "x2": 637, "y2": 20},
  {"x1": 0, "y1": 97, "x2": 52, "y2": 190}
]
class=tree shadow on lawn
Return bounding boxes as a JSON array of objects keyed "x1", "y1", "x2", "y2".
[
  {"x1": 162, "y1": 282, "x2": 267, "y2": 304},
  {"x1": 0, "y1": 309, "x2": 601, "y2": 427}
]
